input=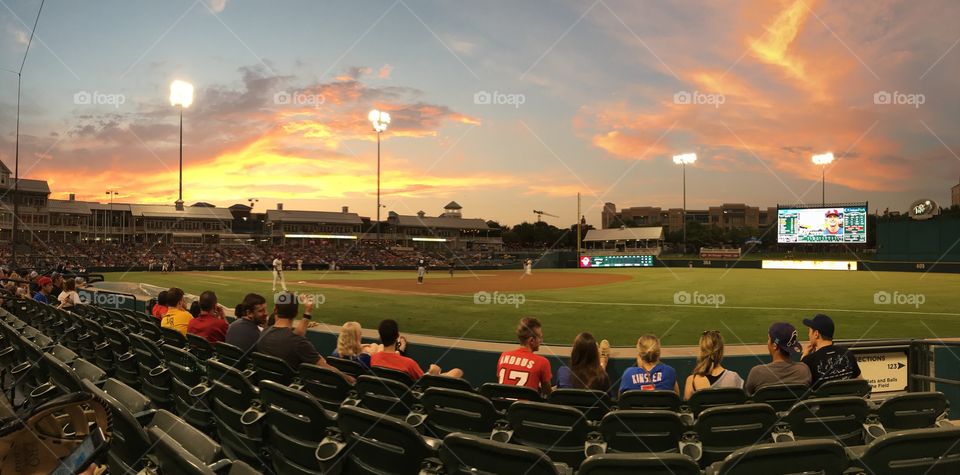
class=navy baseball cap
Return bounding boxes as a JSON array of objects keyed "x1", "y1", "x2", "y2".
[
  {"x1": 769, "y1": 322, "x2": 802, "y2": 355},
  {"x1": 802, "y1": 313, "x2": 835, "y2": 339}
]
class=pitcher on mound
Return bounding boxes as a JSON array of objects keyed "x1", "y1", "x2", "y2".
[{"x1": 272, "y1": 256, "x2": 287, "y2": 292}]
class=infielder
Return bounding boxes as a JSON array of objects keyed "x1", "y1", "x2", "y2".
[
  {"x1": 524, "y1": 258, "x2": 533, "y2": 275},
  {"x1": 272, "y1": 256, "x2": 287, "y2": 292},
  {"x1": 417, "y1": 257, "x2": 427, "y2": 284}
]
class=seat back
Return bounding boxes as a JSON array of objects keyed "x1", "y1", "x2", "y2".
[
  {"x1": 299, "y1": 363, "x2": 353, "y2": 412},
  {"x1": 82, "y1": 380, "x2": 150, "y2": 474},
  {"x1": 147, "y1": 426, "x2": 217, "y2": 475},
  {"x1": 371, "y1": 365, "x2": 416, "y2": 386},
  {"x1": 147, "y1": 409, "x2": 222, "y2": 465},
  {"x1": 479, "y1": 382, "x2": 543, "y2": 412},
  {"x1": 337, "y1": 405, "x2": 433, "y2": 475},
  {"x1": 617, "y1": 389, "x2": 682, "y2": 411},
  {"x1": 857, "y1": 426, "x2": 960, "y2": 475},
  {"x1": 751, "y1": 384, "x2": 810, "y2": 412},
  {"x1": 186, "y1": 332, "x2": 215, "y2": 360},
  {"x1": 160, "y1": 326, "x2": 188, "y2": 348},
  {"x1": 214, "y1": 341, "x2": 249, "y2": 368},
  {"x1": 421, "y1": 387, "x2": 499, "y2": 439},
  {"x1": 713, "y1": 439, "x2": 848, "y2": 475},
  {"x1": 686, "y1": 387, "x2": 748, "y2": 416},
  {"x1": 205, "y1": 360, "x2": 262, "y2": 462},
  {"x1": 695, "y1": 403, "x2": 777, "y2": 465},
  {"x1": 417, "y1": 373, "x2": 474, "y2": 393},
  {"x1": 578, "y1": 453, "x2": 701, "y2": 475},
  {"x1": 102, "y1": 378, "x2": 152, "y2": 414},
  {"x1": 548, "y1": 388, "x2": 611, "y2": 421},
  {"x1": 876, "y1": 392, "x2": 947, "y2": 431},
  {"x1": 355, "y1": 375, "x2": 415, "y2": 418},
  {"x1": 42, "y1": 352, "x2": 84, "y2": 393},
  {"x1": 260, "y1": 380, "x2": 337, "y2": 473},
  {"x1": 507, "y1": 400, "x2": 591, "y2": 467},
  {"x1": 440, "y1": 432, "x2": 559, "y2": 475},
  {"x1": 785, "y1": 396, "x2": 869, "y2": 446},
  {"x1": 813, "y1": 378, "x2": 872, "y2": 398},
  {"x1": 71, "y1": 357, "x2": 106, "y2": 384},
  {"x1": 251, "y1": 351, "x2": 298, "y2": 385},
  {"x1": 326, "y1": 356, "x2": 370, "y2": 377},
  {"x1": 162, "y1": 344, "x2": 211, "y2": 429},
  {"x1": 599, "y1": 410, "x2": 685, "y2": 453}
]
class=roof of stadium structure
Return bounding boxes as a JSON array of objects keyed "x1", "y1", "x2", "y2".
[
  {"x1": 47, "y1": 199, "x2": 95, "y2": 215},
  {"x1": 392, "y1": 214, "x2": 490, "y2": 230},
  {"x1": 1, "y1": 178, "x2": 51, "y2": 194},
  {"x1": 583, "y1": 226, "x2": 664, "y2": 242},
  {"x1": 128, "y1": 203, "x2": 234, "y2": 220},
  {"x1": 265, "y1": 209, "x2": 363, "y2": 225},
  {"x1": 444, "y1": 201, "x2": 462, "y2": 210}
]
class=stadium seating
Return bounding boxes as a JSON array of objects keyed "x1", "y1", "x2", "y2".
[
  {"x1": 750, "y1": 384, "x2": 809, "y2": 412},
  {"x1": 480, "y1": 382, "x2": 543, "y2": 411},
  {"x1": 505, "y1": 400, "x2": 592, "y2": 467},
  {"x1": 148, "y1": 426, "x2": 261, "y2": 475},
  {"x1": 258, "y1": 380, "x2": 340, "y2": 474},
  {"x1": 694, "y1": 403, "x2": 778, "y2": 465},
  {"x1": 186, "y1": 332, "x2": 215, "y2": 360},
  {"x1": 875, "y1": 391, "x2": 948, "y2": 430},
  {"x1": 160, "y1": 325, "x2": 188, "y2": 348},
  {"x1": 548, "y1": 388, "x2": 612, "y2": 421},
  {"x1": 326, "y1": 355, "x2": 370, "y2": 377},
  {"x1": 617, "y1": 389, "x2": 682, "y2": 411},
  {"x1": 851, "y1": 426, "x2": 960, "y2": 474},
  {"x1": 371, "y1": 365, "x2": 417, "y2": 386},
  {"x1": 704, "y1": 439, "x2": 849, "y2": 475},
  {"x1": 162, "y1": 343, "x2": 215, "y2": 432},
  {"x1": 337, "y1": 404, "x2": 441, "y2": 474},
  {"x1": 578, "y1": 453, "x2": 701, "y2": 475},
  {"x1": 598, "y1": 409, "x2": 687, "y2": 453},
  {"x1": 439, "y1": 432, "x2": 569, "y2": 475},
  {"x1": 202, "y1": 359, "x2": 266, "y2": 463},
  {"x1": 782, "y1": 396, "x2": 870, "y2": 446},
  {"x1": 813, "y1": 378, "x2": 872, "y2": 398},
  {"x1": 251, "y1": 351, "x2": 300, "y2": 386},
  {"x1": 213, "y1": 341, "x2": 249, "y2": 369},
  {"x1": 416, "y1": 373, "x2": 475, "y2": 393},
  {"x1": 355, "y1": 374, "x2": 416, "y2": 418},
  {"x1": 686, "y1": 387, "x2": 748, "y2": 416},
  {"x1": 298, "y1": 362, "x2": 354, "y2": 411},
  {"x1": 420, "y1": 387, "x2": 499, "y2": 439}
]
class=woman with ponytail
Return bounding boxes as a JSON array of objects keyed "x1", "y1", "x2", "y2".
[{"x1": 683, "y1": 330, "x2": 743, "y2": 399}]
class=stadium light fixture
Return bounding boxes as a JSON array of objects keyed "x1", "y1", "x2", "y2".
[
  {"x1": 170, "y1": 80, "x2": 194, "y2": 211},
  {"x1": 369, "y1": 109, "x2": 390, "y2": 240},
  {"x1": 812, "y1": 152, "x2": 834, "y2": 205},
  {"x1": 673, "y1": 153, "x2": 697, "y2": 254}
]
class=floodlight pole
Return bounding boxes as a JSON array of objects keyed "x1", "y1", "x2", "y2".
[
  {"x1": 821, "y1": 165, "x2": 826, "y2": 206},
  {"x1": 682, "y1": 162, "x2": 687, "y2": 254},
  {"x1": 177, "y1": 105, "x2": 184, "y2": 211},
  {"x1": 376, "y1": 129, "x2": 381, "y2": 241}
]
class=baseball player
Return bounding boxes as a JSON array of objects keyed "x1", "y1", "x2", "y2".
[
  {"x1": 524, "y1": 258, "x2": 533, "y2": 275},
  {"x1": 272, "y1": 256, "x2": 287, "y2": 292},
  {"x1": 417, "y1": 257, "x2": 427, "y2": 284}
]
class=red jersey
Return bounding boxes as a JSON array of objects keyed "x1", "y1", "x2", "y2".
[
  {"x1": 371, "y1": 351, "x2": 424, "y2": 381},
  {"x1": 187, "y1": 313, "x2": 228, "y2": 344},
  {"x1": 496, "y1": 347, "x2": 551, "y2": 392},
  {"x1": 152, "y1": 304, "x2": 168, "y2": 320}
]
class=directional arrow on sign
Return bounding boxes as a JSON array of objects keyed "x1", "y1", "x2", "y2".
[{"x1": 897, "y1": 362, "x2": 905, "y2": 369}]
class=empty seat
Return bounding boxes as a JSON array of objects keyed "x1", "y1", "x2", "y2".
[
  {"x1": 337, "y1": 404, "x2": 439, "y2": 475},
  {"x1": 686, "y1": 387, "x2": 748, "y2": 416},
  {"x1": 783, "y1": 396, "x2": 869, "y2": 446},
  {"x1": 371, "y1": 365, "x2": 416, "y2": 386},
  {"x1": 813, "y1": 378, "x2": 871, "y2": 398},
  {"x1": 579, "y1": 453, "x2": 701, "y2": 475},
  {"x1": 299, "y1": 363, "x2": 354, "y2": 412},
  {"x1": 705, "y1": 439, "x2": 848, "y2": 475},
  {"x1": 598, "y1": 410, "x2": 686, "y2": 453},
  {"x1": 204, "y1": 359, "x2": 264, "y2": 463},
  {"x1": 160, "y1": 326, "x2": 188, "y2": 348},
  {"x1": 162, "y1": 343, "x2": 214, "y2": 432},
  {"x1": 617, "y1": 389, "x2": 682, "y2": 411},
  {"x1": 326, "y1": 356, "x2": 370, "y2": 377},
  {"x1": 695, "y1": 403, "x2": 777, "y2": 466},
  {"x1": 439, "y1": 432, "x2": 566, "y2": 475},
  {"x1": 147, "y1": 425, "x2": 233, "y2": 475},
  {"x1": 548, "y1": 388, "x2": 611, "y2": 421},
  {"x1": 259, "y1": 380, "x2": 340, "y2": 474},
  {"x1": 102, "y1": 325, "x2": 139, "y2": 388},
  {"x1": 355, "y1": 375, "x2": 416, "y2": 418},
  {"x1": 507, "y1": 400, "x2": 592, "y2": 468},
  {"x1": 480, "y1": 382, "x2": 543, "y2": 412},
  {"x1": 421, "y1": 387, "x2": 499, "y2": 439},
  {"x1": 100, "y1": 378, "x2": 152, "y2": 415},
  {"x1": 875, "y1": 391, "x2": 947, "y2": 431},
  {"x1": 750, "y1": 384, "x2": 809, "y2": 412},
  {"x1": 417, "y1": 373, "x2": 474, "y2": 393},
  {"x1": 130, "y1": 333, "x2": 172, "y2": 408},
  {"x1": 214, "y1": 341, "x2": 249, "y2": 368},
  {"x1": 83, "y1": 379, "x2": 154, "y2": 474},
  {"x1": 251, "y1": 351, "x2": 299, "y2": 386},
  {"x1": 71, "y1": 357, "x2": 106, "y2": 384},
  {"x1": 852, "y1": 426, "x2": 960, "y2": 475},
  {"x1": 186, "y1": 332, "x2": 215, "y2": 360}
]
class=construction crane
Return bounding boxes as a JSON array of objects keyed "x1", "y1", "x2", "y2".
[{"x1": 533, "y1": 210, "x2": 559, "y2": 222}]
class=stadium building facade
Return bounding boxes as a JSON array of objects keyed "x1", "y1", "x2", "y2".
[{"x1": 602, "y1": 202, "x2": 779, "y2": 233}]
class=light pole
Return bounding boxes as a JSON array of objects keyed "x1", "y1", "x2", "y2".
[
  {"x1": 170, "y1": 80, "x2": 194, "y2": 211},
  {"x1": 368, "y1": 109, "x2": 391, "y2": 241},
  {"x1": 812, "y1": 152, "x2": 834, "y2": 206},
  {"x1": 105, "y1": 189, "x2": 119, "y2": 242},
  {"x1": 673, "y1": 153, "x2": 697, "y2": 254}
]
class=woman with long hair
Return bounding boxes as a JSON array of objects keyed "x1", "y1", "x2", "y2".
[
  {"x1": 684, "y1": 330, "x2": 743, "y2": 399},
  {"x1": 556, "y1": 332, "x2": 610, "y2": 391},
  {"x1": 618, "y1": 334, "x2": 679, "y2": 394},
  {"x1": 332, "y1": 321, "x2": 379, "y2": 368}
]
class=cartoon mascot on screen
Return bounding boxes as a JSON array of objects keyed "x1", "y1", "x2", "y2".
[{"x1": 823, "y1": 209, "x2": 844, "y2": 236}]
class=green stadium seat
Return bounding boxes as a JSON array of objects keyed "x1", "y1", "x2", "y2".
[
  {"x1": 548, "y1": 388, "x2": 611, "y2": 421},
  {"x1": 337, "y1": 404, "x2": 440, "y2": 475},
  {"x1": 750, "y1": 384, "x2": 810, "y2": 412},
  {"x1": 686, "y1": 387, "x2": 748, "y2": 416},
  {"x1": 71, "y1": 356, "x2": 106, "y2": 384},
  {"x1": 160, "y1": 326, "x2": 188, "y2": 348},
  {"x1": 299, "y1": 363, "x2": 354, "y2": 412},
  {"x1": 617, "y1": 389, "x2": 682, "y2": 412},
  {"x1": 251, "y1": 351, "x2": 299, "y2": 386},
  {"x1": 147, "y1": 425, "x2": 233, "y2": 475},
  {"x1": 102, "y1": 325, "x2": 140, "y2": 389},
  {"x1": 326, "y1": 355, "x2": 370, "y2": 377},
  {"x1": 694, "y1": 403, "x2": 777, "y2": 466},
  {"x1": 420, "y1": 387, "x2": 500, "y2": 439},
  {"x1": 213, "y1": 341, "x2": 249, "y2": 369},
  {"x1": 439, "y1": 432, "x2": 569, "y2": 475},
  {"x1": 480, "y1": 382, "x2": 543, "y2": 412},
  {"x1": 598, "y1": 409, "x2": 686, "y2": 453},
  {"x1": 875, "y1": 391, "x2": 948, "y2": 431},
  {"x1": 49, "y1": 344, "x2": 78, "y2": 365},
  {"x1": 162, "y1": 343, "x2": 214, "y2": 432},
  {"x1": 813, "y1": 378, "x2": 871, "y2": 398},
  {"x1": 355, "y1": 374, "x2": 416, "y2": 418},
  {"x1": 130, "y1": 333, "x2": 172, "y2": 408},
  {"x1": 371, "y1": 365, "x2": 416, "y2": 386},
  {"x1": 783, "y1": 396, "x2": 870, "y2": 446},
  {"x1": 851, "y1": 426, "x2": 960, "y2": 474},
  {"x1": 259, "y1": 380, "x2": 341, "y2": 474},
  {"x1": 506, "y1": 400, "x2": 592, "y2": 468},
  {"x1": 416, "y1": 373, "x2": 475, "y2": 393},
  {"x1": 704, "y1": 439, "x2": 848, "y2": 475},
  {"x1": 579, "y1": 453, "x2": 701, "y2": 475},
  {"x1": 186, "y1": 332, "x2": 215, "y2": 360},
  {"x1": 83, "y1": 379, "x2": 154, "y2": 474},
  {"x1": 204, "y1": 359, "x2": 265, "y2": 463},
  {"x1": 100, "y1": 377, "x2": 153, "y2": 416}
]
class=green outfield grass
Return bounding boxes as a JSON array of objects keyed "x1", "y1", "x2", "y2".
[{"x1": 101, "y1": 268, "x2": 960, "y2": 347}]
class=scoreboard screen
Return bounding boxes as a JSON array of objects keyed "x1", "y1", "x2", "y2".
[
  {"x1": 579, "y1": 255, "x2": 654, "y2": 268},
  {"x1": 778, "y1": 206, "x2": 867, "y2": 244}
]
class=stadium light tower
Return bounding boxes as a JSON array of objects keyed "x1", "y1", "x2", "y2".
[
  {"x1": 170, "y1": 80, "x2": 194, "y2": 211},
  {"x1": 812, "y1": 152, "x2": 834, "y2": 206},
  {"x1": 673, "y1": 153, "x2": 697, "y2": 254},
  {"x1": 105, "y1": 189, "x2": 119, "y2": 242},
  {"x1": 368, "y1": 109, "x2": 390, "y2": 240}
]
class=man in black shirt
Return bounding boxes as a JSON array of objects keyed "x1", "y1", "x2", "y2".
[
  {"x1": 225, "y1": 293, "x2": 267, "y2": 353},
  {"x1": 801, "y1": 313, "x2": 862, "y2": 387}
]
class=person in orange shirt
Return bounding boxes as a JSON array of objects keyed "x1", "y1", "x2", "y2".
[
  {"x1": 496, "y1": 317, "x2": 553, "y2": 396},
  {"x1": 161, "y1": 287, "x2": 192, "y2": 336},
  {"x1": 151, "y1": 291, "x2": 168, "y2": 319},
  {"x1": 371, "y1": 319, "x2": 463, "y2": 381}
]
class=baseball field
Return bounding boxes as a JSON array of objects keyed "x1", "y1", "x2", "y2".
[{"x1": 100, "y1": 267, "x2": 960, "y2": 346}]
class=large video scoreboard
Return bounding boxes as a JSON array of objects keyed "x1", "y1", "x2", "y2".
[{"x1": 778, "y1": 205, "x2": 867, "y2": 244}]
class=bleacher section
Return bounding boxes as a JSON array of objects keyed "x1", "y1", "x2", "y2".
[{"x1": 2, "y1": 294, "x2": 959, "y2": 474}]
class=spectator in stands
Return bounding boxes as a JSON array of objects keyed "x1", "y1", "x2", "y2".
[
  {"x1": 744, "y1": 322, "x2": 811, "y2": 394},
  {"x1": 152, "y1": 291, "x2": 168, "y2": 319},
  {"x1": 372, "y1": 319, "x2": 463, "y2": 380},
  {"x1": 49, "y1": 272, "x2": 64, "y2": 299},
  {"x1": 556, "y1": 332, "x2": 610, "y2": 391},
  {"x1": 161, "y1": 288, "x2": 193, "y2": 336},
  {"x1": 256, "y1": 292, "x2": 354, "y2": 383},
  {"x1": 226, "y1": 293, "x2": 267, "y2": 353},
  {"x1": 801, "y1": 314, "x2": 861, "y2": 386},
  {"x1": 683, "y1": 330, "x2": 743, "y2": 399},
  {"x1": 496, "y1": 317, "x2": 553, "y2": 396},
  {"x1": 57, "y1": 278, "x2": 81, "y2": 309},
  {"x1": 188, "y1": 300, "x2": 201, "y2": 318},
  {"x1": 32, "y1": 276, "x2": 54, "y2": 304},
  {"x1": 619, "y1": 334, "x2": 679, "y2": 394},
  {"x1": 332, "y1": 321, "x2": 379, "y2": 368},
  {"x1": 187, "y1": 291, "x2": 229, "y2": 343}
]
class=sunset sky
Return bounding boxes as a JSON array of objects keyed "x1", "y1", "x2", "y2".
[{"x1": 1, "y1": 0, "x2": 958, "y2": 226}]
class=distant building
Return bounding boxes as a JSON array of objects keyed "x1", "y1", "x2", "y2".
[
  {"x1": 952, "y1": 177, "x2": 960, "y2": 207},
  {"x1": 602, "y1": 202, "x2": 778, "y2": 234}
]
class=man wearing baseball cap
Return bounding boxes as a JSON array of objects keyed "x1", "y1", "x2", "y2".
[
  {"x1": 802, "y1": 313, "x2": 861, "y2": 386},
  {"x1": 32, "y1": 276, "x2": 54, "y2": 305},
  {"x1": 744, "y1": 322, "x2": 812, "y2": 394}
]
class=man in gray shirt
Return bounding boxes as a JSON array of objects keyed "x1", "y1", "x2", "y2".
[{"x1": 745, "y1": 322, "x2": 812, "y2": 395}]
